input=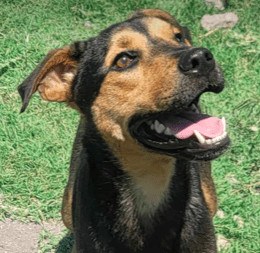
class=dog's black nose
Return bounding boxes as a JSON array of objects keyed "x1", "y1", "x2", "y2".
[{"x1": 178, "y1": 48, "x2": 215, "y2": 76}]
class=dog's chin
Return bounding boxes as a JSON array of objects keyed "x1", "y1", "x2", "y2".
[{"x1": 129, "y1": 102, "x2": 230, "y2": 161}]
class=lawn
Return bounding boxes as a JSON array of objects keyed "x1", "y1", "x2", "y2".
[{"x1": 0, "y1": 0, "x2": 259, "y2": 252}]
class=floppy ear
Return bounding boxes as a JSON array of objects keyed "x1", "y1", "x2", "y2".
[{"x1": 18, "y1": 45, "x2": 80, "y2": 112}]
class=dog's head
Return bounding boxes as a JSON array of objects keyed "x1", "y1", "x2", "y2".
[{"x1": 18, "y1": 9, "x2": 229, "y2": 161}]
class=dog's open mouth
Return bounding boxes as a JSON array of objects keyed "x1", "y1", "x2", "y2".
[{"x1": 129, "y1": 102, "x2": 230, "y2": 160}]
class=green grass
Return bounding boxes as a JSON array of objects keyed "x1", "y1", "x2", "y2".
[{"x1": 0, "y1": 0, "x2": 259, "y2": 252}]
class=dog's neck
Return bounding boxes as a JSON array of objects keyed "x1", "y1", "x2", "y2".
[
  {"x1": 80, "y1": 123, "x2": 211, "y2": 250},
  {"x1": 110, "y1": 136, "x2": 176, "y2": 218}
]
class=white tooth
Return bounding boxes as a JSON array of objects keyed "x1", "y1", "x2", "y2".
[
  {"x1": 194, "y1": 130, "x2": 205, "y2": 144},
  {"x1": 206, "y1": 139, "x2": 212, "y2": 144},
  {"x1": 220, "y1": 132, "x2": 226, "y2": 139},
  {"x1": 150, "y1": 123, "x2": 155, "y2": 130},
  {"x1": 222, "y1": 117, "x2": 226, "y2": 132},
  {"x1": 212, "y1": 132, "x2": 227, "y2": 144},
  {"x1": 154, "y1": 120, "x2": 165, "y2": 133},
  {"x1": 213, "y1": 136, "x2": 221, "y2": 143},
  {"x1": 219, "y1": 132, "x2": 227, "y2": 140},
  {"x1": 157, "y1": 123, "x2": 166, "y2": 134},
  {"x1": 205, "y1": 131, "x2": 228, "y2": 145},
  {"x1": 164, "y1": 127, "x2": 173, "y2": 135},
  {"x1": 154, "y1": 120, "x2": 160, "y2": 129},
  {"x1": 211, "y1": 137, "x2": 217, "y2": 143}
]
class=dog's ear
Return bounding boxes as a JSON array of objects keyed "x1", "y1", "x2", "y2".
[
  {"x1": 18, "y1": 42, "x2": 86, "y2": 112},
  {"x1": 129, "y1": 9, "x2": 178, "y2": 25}
]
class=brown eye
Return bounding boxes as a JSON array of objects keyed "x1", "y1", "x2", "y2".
[
  {"x1": 175, "y1": 33, "x2": 183, "y2": 42},
  {"x1": 116, "y1": 55, "x2": 133, "y2": 68}
]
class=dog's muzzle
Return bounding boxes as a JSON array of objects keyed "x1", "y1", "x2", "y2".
[{"x1": 129, "y1": 47, "x2": 229, "y2": 161}]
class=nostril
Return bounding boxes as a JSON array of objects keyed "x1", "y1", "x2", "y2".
[
  {"x1": 205, "y1": 52, "x2": 213, "y2": 61},
  {"x1": 191, "y1": 58, "x2": 199, "y2": 69}
]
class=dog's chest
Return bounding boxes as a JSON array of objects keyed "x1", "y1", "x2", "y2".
[
  {"x1": 130, "y1": 171, "x2": 173, "y2": 218},
  {"x1": 113, "y1": 145, "x2": 176, "y2": 218},
  {"x1": 113, "y1": 160, "x2": 194, "y2": 252},
  {"x1": 114, "y1": 168, "x2": 175, "y2": 250}
]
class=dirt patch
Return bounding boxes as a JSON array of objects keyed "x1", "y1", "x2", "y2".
[
  {"x1": 0, "y1": 218, "x2": 232, "y2": 252},
  {"x1": 42, "y1": 220, "x2": 64, "y2": 235},
  {"x1": 0, "y1": 218, "x2": 65, "y2": 253}
]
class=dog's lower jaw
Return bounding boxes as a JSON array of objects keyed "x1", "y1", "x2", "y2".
[{"x1": 72, "y1": 126, "x2": 217, "y2": 252}]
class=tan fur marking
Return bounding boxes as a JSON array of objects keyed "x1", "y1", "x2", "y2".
[
  {"x1": 185, "y1": 39, "x2": 192, "y2": 47},
  {"x1": 93, "y1": 27, "x2": 180, "y2": 143},
  {"x1": 144, "y1": 18, "x2": 181, "y2": 45},
  {"x1": 62, "y1": 186, "x2": 73, "y2": 230},
  {"x1": 93, "y1": 53, "x2": 179, "y2": 142},
  {"x1": 105, "y1": 29, "x2": 148, "y2": 68},
  {"x1": 105, "y1": 134, "x2": 175, "y2": 215},
  {"x1": 61, "y1": 118, "x2": 86, "y2": 230},
  {"x1": 200, "y1": 162, "x2": 218, "y2": 217}
]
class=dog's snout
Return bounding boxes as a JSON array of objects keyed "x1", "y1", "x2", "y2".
[{"x1": 178, "y1": 48, "x2": 215, "y2": 76}]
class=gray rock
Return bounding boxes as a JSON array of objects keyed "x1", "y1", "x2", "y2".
[
  {"x1": 201, "y1": 12, "x2": 239, "y2": 31},
  {"x1": 205, "y1": 0, "x2": 228, "y2": 10}
]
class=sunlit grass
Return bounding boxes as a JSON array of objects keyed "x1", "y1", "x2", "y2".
[{"x1": 0, "y1": 0, "x2": 259, "y2": 252}]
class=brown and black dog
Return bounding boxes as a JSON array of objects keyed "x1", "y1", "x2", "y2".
[{"x1": 18, "y1": 9, "x2": 229, "y2": 253}]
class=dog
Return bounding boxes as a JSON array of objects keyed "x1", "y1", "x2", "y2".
[{"x1": 18, "y1": 9, "x2": 230, "y2": 252}]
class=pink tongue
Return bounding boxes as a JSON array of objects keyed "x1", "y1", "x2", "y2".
[{"x1": 159, "y1": 111, "x2": 223, "y2": 140}]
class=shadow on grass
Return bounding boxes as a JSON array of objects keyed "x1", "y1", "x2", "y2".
[{"x1": 56, "y1": 233, "x2": 74, "y2": 253}]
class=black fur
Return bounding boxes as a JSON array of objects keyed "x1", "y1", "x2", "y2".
[
  {"x1": 72, "y1": 118, "x2": 217, "y2": 252},
  {"x1": 70, "y1": 17, "x2": 219, "y2": 251},
  {"x1": 18, "y1": 10, "x2": 223, "y2": 252}
]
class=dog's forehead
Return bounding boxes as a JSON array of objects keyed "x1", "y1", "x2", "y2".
[
  {"x1": 143, "y1": 17, "x2": 182, "y2": 41},
  {"x1": 103, "y1": 16, "x2": 182, "y2": 67}
]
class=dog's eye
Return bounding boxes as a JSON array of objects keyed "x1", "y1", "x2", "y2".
[
  {"x1": 116, "y1": 55, "x2": 133, "y2": 68},
  {"x1": 112, "y1": 51, "x2": 138, "y2": 71},
  {"x1": 175, "y1": 33, "x2": 183, "y2": 42}
]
